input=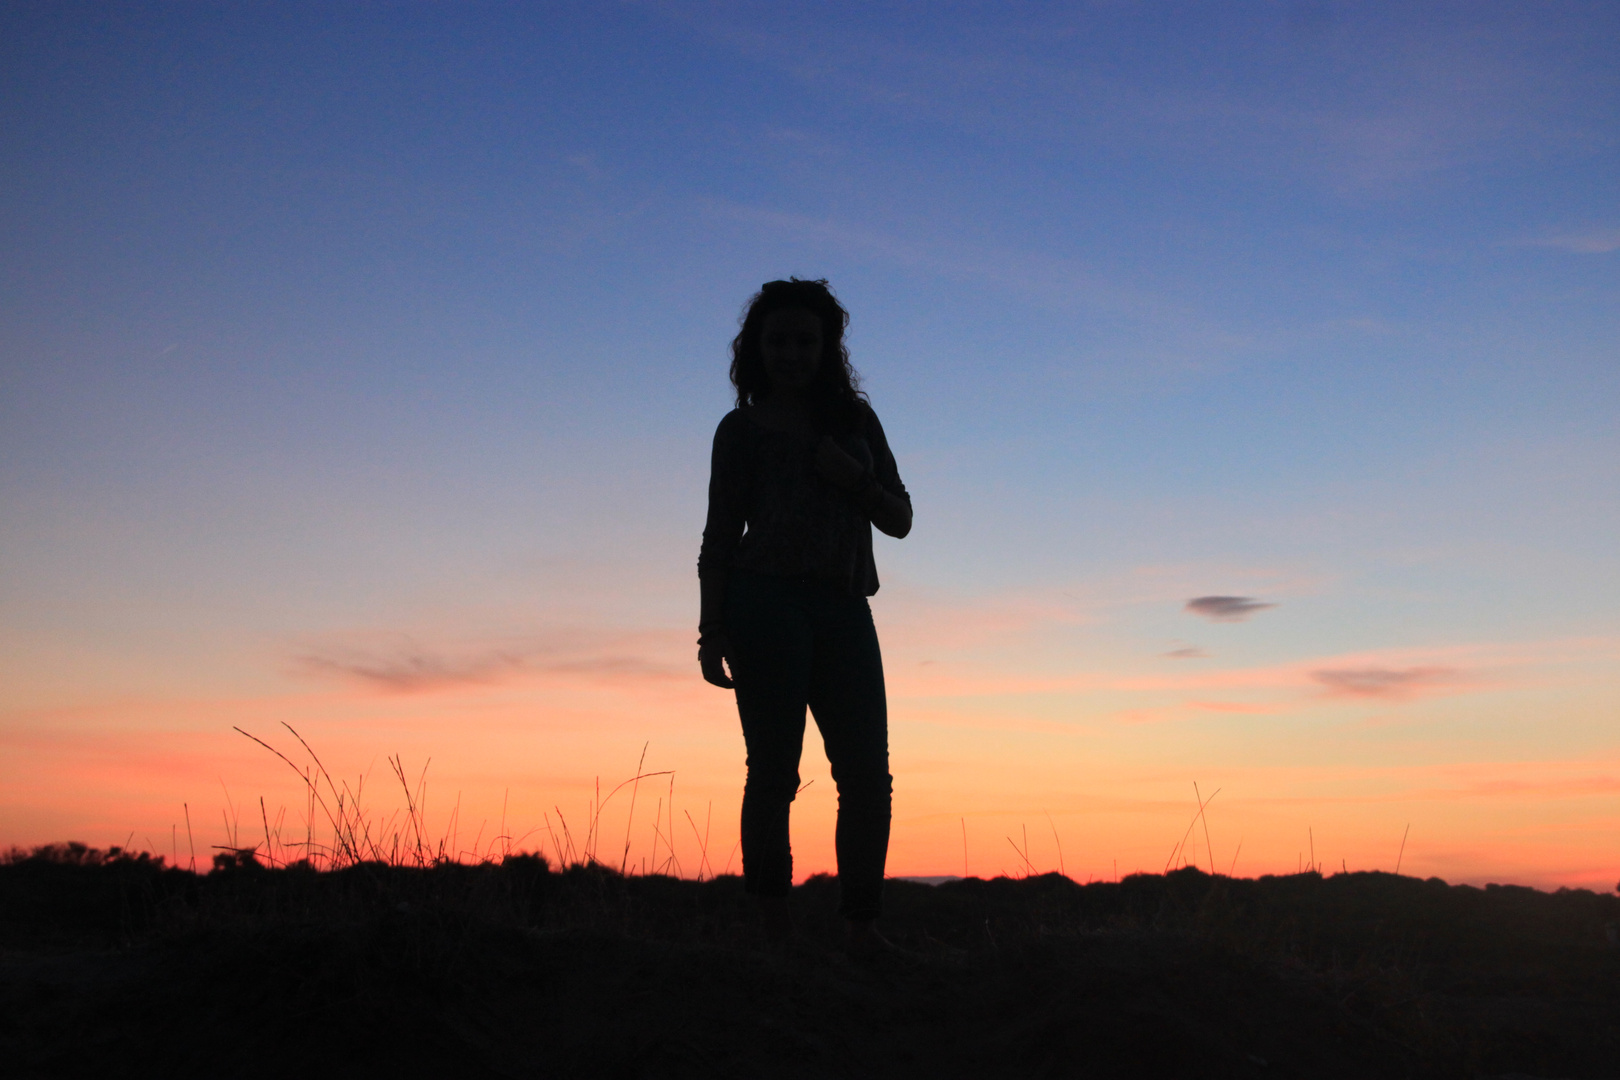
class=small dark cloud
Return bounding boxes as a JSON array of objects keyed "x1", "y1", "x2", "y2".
[
  {"x1": 1185, "y1": 596, "x2": 1277, "y2": 622},
  {"x1": 1310, "y1": 666, "x2": 1456, "y2": 699},
  {"x1": 1162, "y1": 647, "x2": 1208, "y2": 659}
]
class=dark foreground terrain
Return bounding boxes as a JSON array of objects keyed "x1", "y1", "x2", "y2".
[{"x1": 2, "y1": 845, "x2": 1617, "y2": 1079}]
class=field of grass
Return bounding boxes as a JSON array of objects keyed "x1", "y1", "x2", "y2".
[{"x1": 3, "y1": 840, "x2": 1617, "y2": 1079}]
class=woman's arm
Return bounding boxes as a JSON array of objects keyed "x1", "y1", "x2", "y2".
[
  {"x1": 866, "y1": 483, "x2": 912, "y2": 539},
  {"x1": 698, "y1": 572, "x2": 733, "y2": 688},
  {"x1": 815, "y1": 437, "x2": 912, "y2": 537},
  {"x1": 865, "y1": 407, "x2": 912, "y2": 538},
  {"x1": 697, "y1": 415, "x2": 745, "y2": 689},
  {"x1": 815, "y1": 406, "x2": 912, "y2": 538},
  {"x1": 700, "y1": 573, "x2": 729, "y2": 633}
]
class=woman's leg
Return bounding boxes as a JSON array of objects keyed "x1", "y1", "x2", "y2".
[
  {"x1": 725, "y1": 574, "x2": 814, "y2": 904},
  {"x1": 805, "y1": 594, "x2": 892, "y2": 923}
]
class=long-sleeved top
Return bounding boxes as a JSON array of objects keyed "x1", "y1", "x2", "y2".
[{"x1": 698, "y1": 404, "x2": 910, "y2": 596}]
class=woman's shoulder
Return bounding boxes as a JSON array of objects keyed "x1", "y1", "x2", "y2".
[
  {"x1": 853, "y1": 399, "x2": 887, "y2": 438},
  {"x1": 714, "y1": 407, "x2": 751, "y2": 436}
]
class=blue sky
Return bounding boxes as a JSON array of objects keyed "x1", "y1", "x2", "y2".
[{"x1": 2, "y1": 2, "x2": 1617, "y2": 881}]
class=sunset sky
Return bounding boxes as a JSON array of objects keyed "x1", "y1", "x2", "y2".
[{"x1": 3, "y1": 2, "x2": 1617, "y2": 888}]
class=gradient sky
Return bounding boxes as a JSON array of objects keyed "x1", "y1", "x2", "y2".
[{"x1": 3, "y1": 2, "x2": 1617, "y2": 887}]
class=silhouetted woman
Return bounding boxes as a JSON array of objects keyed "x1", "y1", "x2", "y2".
[{"x1": 698, "y1": 278, "x2": 912, "y2": 958}]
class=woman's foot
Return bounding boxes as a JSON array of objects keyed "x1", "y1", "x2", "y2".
[
  {"x1": 758, "y1": 895, "x2": 793, "y2": 943},
  {"x1": 845, "y1": 919, "x2": 893, "y2": 962}
]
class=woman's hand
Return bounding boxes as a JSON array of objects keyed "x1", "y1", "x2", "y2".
[
  {"x1": 699, "y1": 632, "x2": 735, "y2": 689},
  {"x1": 816, "y1": 434, "x2": 911, "y2": 537},
  {"x1": 815, "y1": 436, "x2": 867, "y2": 491}
]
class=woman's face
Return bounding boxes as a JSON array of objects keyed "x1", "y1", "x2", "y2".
[{"x1": 758, "y1": 307, "x2": 823, "y2": 395}]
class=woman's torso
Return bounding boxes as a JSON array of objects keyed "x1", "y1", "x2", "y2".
[
  {"x1": 733, "y1": 408, "x2": 873, "y2": 586},
  {"x1": 701, "y1": 404, "x2": 888, "y2": 595}
]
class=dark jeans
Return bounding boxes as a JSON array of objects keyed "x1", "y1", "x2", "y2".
[{"x1": 726, "y1": 570, "x2": 892, "y2": 921}]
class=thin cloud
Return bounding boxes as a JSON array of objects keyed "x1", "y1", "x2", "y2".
[
  {"x1": 702, "y1": 199, "x2": 1155, "y2": 316},
  {"x1": 298, "y1": 645, "x2": 520, "y2": 691},
  {"x1": 879, "y1": 583, "x2": 1096, "y2": 653},
  {"x1": 564, "y1": 152, "x2": 607, "y2": 181},
  {"x1": 1190, "y1": 700, "x2": 1286, "y2": 714},
  {"x1": 679, "y1": 4, "x2": 1607, "y2": 196},
  {"x1": 1185, "y1": 596, "x2": 1277, "y2": 622},
  {"x1": 294, "y1": 634, "x2": 682, "y2": 694},
  {"x1": 1310, "y1": 666, "x2": 1457, "y2": 699},
  {"x1": 1162, "y1": 646, "x2": 1208, "y2": 659},
  {"x1": 1517, "y1": 228, "x2": 1620, "y2": 254}
]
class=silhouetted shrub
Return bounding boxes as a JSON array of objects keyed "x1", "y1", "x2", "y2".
[{"x1": 5, "y1": 852, "x2": 1618, "y2": 1078}]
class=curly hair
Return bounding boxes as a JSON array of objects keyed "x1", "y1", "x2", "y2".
[{"x1": 730, "y1": 278, "x2": 866, "y2": 431}]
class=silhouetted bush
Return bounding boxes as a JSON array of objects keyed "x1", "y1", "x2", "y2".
[{"x1": 3, "y1": 848, "x2": 1617, "y2": 1078}]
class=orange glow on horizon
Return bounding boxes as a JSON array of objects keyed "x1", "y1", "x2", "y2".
[{"x1": 6, "y1": 630, "x2": 1617, "y2": 894}]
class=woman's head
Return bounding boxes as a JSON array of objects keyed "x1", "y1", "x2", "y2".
[{"x1": 731, "y1": 278, "x2": 864, "y2": 425}]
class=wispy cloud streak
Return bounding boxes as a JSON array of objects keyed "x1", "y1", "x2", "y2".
[
  {"x1": 1309, "y1": 666, "x2": 1458, "y2": 699},
  {"x1": 701, "y1": 199, "x2": 1166, "y2": 319},
  {"x1": 1516, "y1": 227, "x2": 1620, "y2": 254},
  {"x1": 293, "y1": 632, "x2": 685, "y2": 694}
]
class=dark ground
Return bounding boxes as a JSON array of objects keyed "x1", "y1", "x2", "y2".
[{"x1": 2, "y1": 845, "x2": 1617, "y2": 1079}]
